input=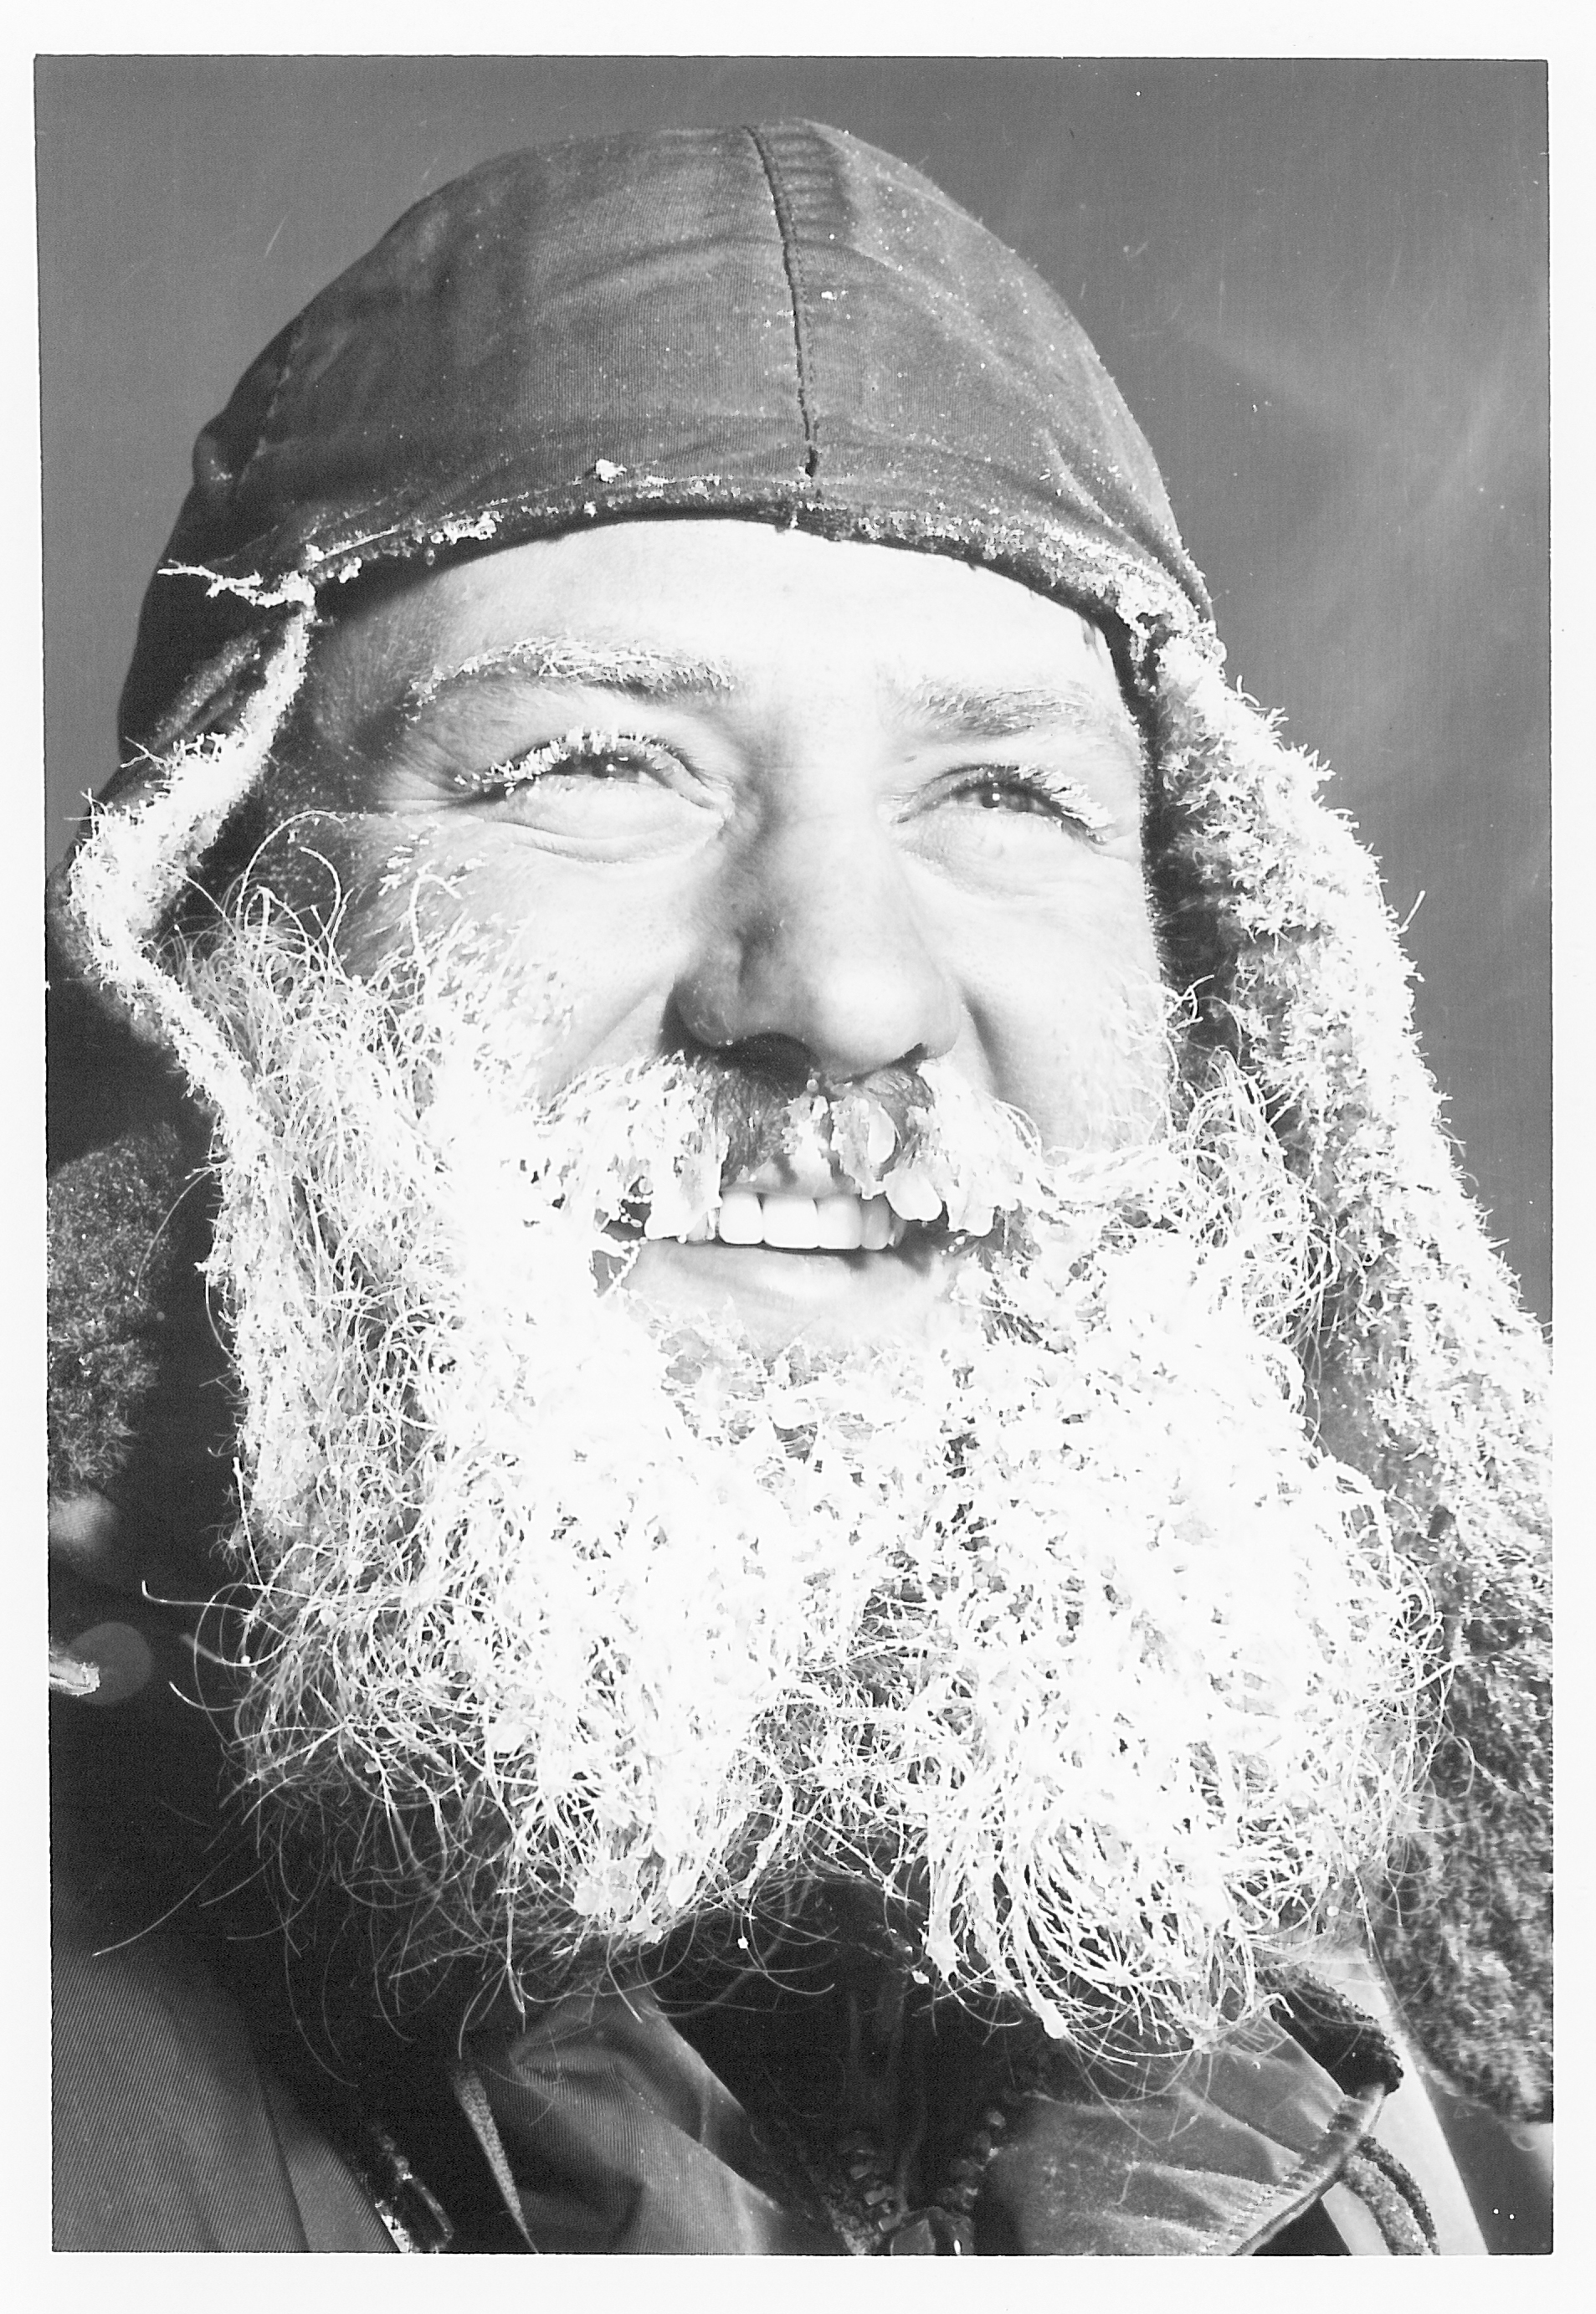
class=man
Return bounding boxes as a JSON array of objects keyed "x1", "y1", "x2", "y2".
[{"x1": 47, "y1": 123, "x2": 1550, "y2": 2255}]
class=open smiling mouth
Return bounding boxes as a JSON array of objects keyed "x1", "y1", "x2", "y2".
[
  {"x1": 599, "y1": 1167, "x2": 999, "y2": 1339},
  {"x1": 580, "y1": 1078, "x2": 1021, "y2": 1317},
  {"x1": 606, "y1": 1187, "x2": 988, "y2": 1260},
  {"x1": 608, "y1": 1198, "x2": 954, "y2": 1339}
]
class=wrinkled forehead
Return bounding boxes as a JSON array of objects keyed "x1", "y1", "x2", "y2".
[{"x1": 295, "y1": 518, "x2": 1143, "y2": 762}]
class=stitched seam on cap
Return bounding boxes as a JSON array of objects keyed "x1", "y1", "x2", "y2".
[{"x1": 746, "y1": 127, "x2": 820, "y2": 483}]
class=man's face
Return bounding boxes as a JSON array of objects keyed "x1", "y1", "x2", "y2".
[
  {"x1": 284, "y1": 520, "x2": 1164, "y2": 1347},
  {"x1": 142, "y1": 522, "x2": 1417, "y2": 2034}
]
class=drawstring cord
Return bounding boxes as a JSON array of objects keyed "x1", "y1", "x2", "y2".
[{"x1": 449, "y1": 2060, "x2": 540, "y2": 2252}]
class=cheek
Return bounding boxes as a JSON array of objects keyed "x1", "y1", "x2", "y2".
[
  {"x1": 956, "y1": 880, "x2": 1168, "y2": 1152},
  {"x1": 326, "y1": 825, "x2": 705, "y2": 1085}
]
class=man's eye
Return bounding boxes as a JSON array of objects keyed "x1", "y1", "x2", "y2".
[
  {"x1": 463, "y1": 728, "x2": 675, "y2": 802},
  {"x1": 941, "y1": 768, "x2": 1111, "y2": 840},
  {"x1": 436, "y1": 726, "x2": 715, "y2": 857},
  {"x1": 959, "y1": 773, "x2": 1058, "y2": 818}
]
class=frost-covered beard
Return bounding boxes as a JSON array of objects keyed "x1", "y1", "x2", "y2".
[{"x1": 178, "y1": 903, "x2": 1425, "y2": 2057}]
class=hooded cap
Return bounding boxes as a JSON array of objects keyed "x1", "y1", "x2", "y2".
[{"x1": 119, "y1": 122, "x2": 1209, "y2": 755}]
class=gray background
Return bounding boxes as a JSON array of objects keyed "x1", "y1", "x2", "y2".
[{"x1": 35, "y1": 56, "x2": 1550, "y2": 1321}]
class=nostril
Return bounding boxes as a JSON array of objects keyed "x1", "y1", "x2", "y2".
[{"x1": 705, "y1": 1031, "x2": 817, "y2": 1096}]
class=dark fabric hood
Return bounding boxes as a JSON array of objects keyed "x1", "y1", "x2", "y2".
[{"x1": 118, "y1": 122, "x2": 1209, "y2": 754}]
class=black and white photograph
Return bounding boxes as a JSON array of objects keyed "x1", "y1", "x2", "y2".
[{"x1": 37, "y1": 49, "x2": 1554, "y2": 2265}]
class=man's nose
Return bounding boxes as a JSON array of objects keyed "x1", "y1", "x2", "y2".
[{"x1": 673, "y1": 808, "x2": 961, "y2": 1081}]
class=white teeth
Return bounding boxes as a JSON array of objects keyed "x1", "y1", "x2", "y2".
[
  {"x1": 716, "y1": 1188, "x2": 765, "y2": 1245},
  {"x1": 675, "y1": 1192, "x2": 911, "y2": 1251},
  {"x1": 761, "y1": 1193, "x2": 819, "y2": 1248},
  {"x1": 815, "y1": 1198, "x2": 865, "y2": 1250}
]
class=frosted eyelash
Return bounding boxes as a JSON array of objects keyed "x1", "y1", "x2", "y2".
[{"x1": 451, "y1": 728, "x2": 661, "y2": 797}]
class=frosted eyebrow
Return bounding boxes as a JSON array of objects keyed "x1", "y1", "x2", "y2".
[
  {"x1": 885, "y1": 675, "x2": 1141, "y2": 754},
  {"x1": 406, "y1": 635, "x2": 735, "y2": 714}
]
